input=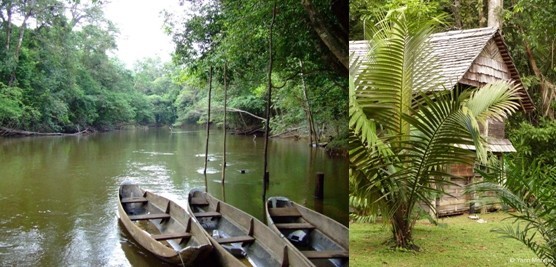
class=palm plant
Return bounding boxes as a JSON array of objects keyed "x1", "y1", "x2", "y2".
[{"x1": 349, "y1": 9, "x2": 522, "y2": 250}]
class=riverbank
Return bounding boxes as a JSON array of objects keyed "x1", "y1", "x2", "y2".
[
  {"x1": 0, "y1": 126, "x2": 94, "y2": 137},
  {"x1": 258, "y1": 126, "x2": 349, "y2": 157}
]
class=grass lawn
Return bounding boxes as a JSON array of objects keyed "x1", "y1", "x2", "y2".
[{"x1": 350, "y1": 212, "x2": 544, "y2": 266}]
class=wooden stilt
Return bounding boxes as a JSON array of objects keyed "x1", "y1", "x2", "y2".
[
  {"x1": 262, "y1": 1, "x2": 276, "y2": 204},
  {"x1": 221, "y1": 63, "x2": 228, "y2": 184},
  {"x1": 314, "y1": 172, "x2": 324, "y2": 199},
  {"x1": 204, "y1": 66, "x2": 213, "y2": 192}
]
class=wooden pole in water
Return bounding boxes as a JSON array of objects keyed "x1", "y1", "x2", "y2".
[
  {"x1": 298, "y1": 59, "x2": 318, "y2": 146},
  {"x1": 204, "y1": 66, "x2": 213, "y2": 192},
  {"x1": 314, "y1": 172, "x2": 324, "y2": 199},
  {"x1": 262, "y1": 2, "x2": 276, "y2": 204},
  {"x1": 221, "y1": 63, "x2": 228, "y2": 184}
]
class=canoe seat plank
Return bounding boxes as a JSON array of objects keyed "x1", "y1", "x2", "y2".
[
  {"x1": 129, "y1": 213, "x2": 171, "y2": 220},
  {"x1": 216, "y1": 235, "x2": 255, "y2": 244},
  {"x1": 194, "y1": 211, "x2": 221, "y2": 218},
  {"x1": 190, "y1": 197, "x2": 209, "y2": 206},
  {"x1": 268, "y1": 207, "x2": 302, "y2": 217},
  {"x1": 121, "y1": 197, "x2": 148, "y2": 204},
  {"x1": 152, "y1": 232, "x2": 192, "y2": 241},
  {"x1": 275, "y1": 222, "x2": 315, "y2": 230},
  {"x1": 301, "y1": 250, "x2": 349, "y2": 259}
]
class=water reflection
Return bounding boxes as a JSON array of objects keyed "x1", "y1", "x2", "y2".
[
  {"x1": 0, "y1": 127, "x2": 347, "y2": 265},
  {"x1": 133, "y1": 150, "x2": 175, "y2": 156},
  {"x1": 196, "y1": 167, "x2": 219, "y2": 174},
  {"x1": 0, "y1": 228, "x2": 43, "y2": 266}
]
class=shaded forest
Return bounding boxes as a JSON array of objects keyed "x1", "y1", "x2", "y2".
[{"x1": 0, "y1": 0, "x2": 348, "y2": 151}]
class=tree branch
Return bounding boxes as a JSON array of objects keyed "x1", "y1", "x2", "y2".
[
  {"x1": 520, "y1": 26, "x2": 555, "y2": 118},
  {"x1": 301, "y1": 0, "x2": 348, "y2": 71},
  {"x1": 213, "y1": 107, "x2": 266, "y2": 121}
]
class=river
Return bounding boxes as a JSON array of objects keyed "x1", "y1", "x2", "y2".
[{"x1": 0, "y1": 127, "x2": 348, "y2": 266}]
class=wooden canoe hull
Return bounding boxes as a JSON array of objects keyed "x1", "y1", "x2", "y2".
[
  {"x1": 187, "y1": 189, "x2": 315, "y2": 267},
  {"x1": 266, "y1": 197, "x2": 349, "y2": 267},
  {"x1": 118, "y1": 183, "x2": 212, "y2": 266}
]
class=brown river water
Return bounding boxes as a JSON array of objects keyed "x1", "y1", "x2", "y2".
[{"x1": 0, "y1": 127, "x2": 348, "y2": 266}]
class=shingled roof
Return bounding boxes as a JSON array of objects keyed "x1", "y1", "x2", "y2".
[{"x1": 349, "y1": 27, "x2": 534, "y2": 111}]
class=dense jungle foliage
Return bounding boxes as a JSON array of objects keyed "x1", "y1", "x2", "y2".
[{"x1": 0, "y1": 0, "x2": 348, "y2": 149}]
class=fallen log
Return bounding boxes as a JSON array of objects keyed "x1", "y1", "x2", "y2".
[{"x1": 0, "y1": 127, "x2": 91, "y2": 137}]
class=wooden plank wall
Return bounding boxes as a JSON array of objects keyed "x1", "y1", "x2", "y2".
[
  {"x1": 437, "y1": 177, "x2": 469, "y2": 215},
  {"x1": 460, "y1": 40, "x2": 511, "y2": 87},
  {"x1": 488, "y1": 119, "x2": 505, "y2": 139}
]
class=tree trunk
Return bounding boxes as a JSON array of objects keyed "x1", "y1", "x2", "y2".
[
  {"x1": 262, "y1": 2, "x2": 276, "y2": 203},
  {"x1": 299, "y1": 59, "x2": 318, "y2": 145},
  {"x1": 523, "y1": 39, "x2": 543, "y2": 87},
  {"x1": 478, "y1": 0, "x2": 486, "y2": 27},
  {"x1": 488, "y1": 0, "x2": 503, "y2": 29},
  {"x1": 8, "y1": 7, "x2": 32, "y2": 86},
  {"x1": 15, "y1": 19, "x2": 28, "y2": 59},
  {"x1": 453, "y1": 0, "x2": 462, "y2": 29},
  {"x1": 301, "y1": 0, "x2": 347, "y2": 72},
  {"x1": 5, "y1": 2, "x2": 12, "y2": 51},
  {"x1": 522, "y1": 28, "x2": 555, "y2": 119},
  {"x1": 203, "y1": 66, "x2": 213, "y2": 192},
  {"x1": 221, "y1": 64, "x2": 228, "y2": 183},
  {"x1": 391, "y1": 207, "x2": 417, "y2": 250},
  {"x1": 4, "y1": 2, "x2": 14, "y2": 85}
]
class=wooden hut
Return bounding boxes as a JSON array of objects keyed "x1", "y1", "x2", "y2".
[{"x1": 349, "y1": 27, "x2": 534, "y2": 216}]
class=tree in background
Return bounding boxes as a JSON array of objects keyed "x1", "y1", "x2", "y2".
[
  {"x1": 0, "y1": 0, "x2": 155, "y2": 133},
  {"x1": 166, "y1": 0, "x2": 348, "y2": 145},
  {"x1": 500, "y1": 0, "x2": 556, "y2": 122},
  {"x1": 349, "y1": 0, "x2": 451, "y2": 40},
  {"x1": 0, "y1": 0, "x2": 348, "y2": 144}
]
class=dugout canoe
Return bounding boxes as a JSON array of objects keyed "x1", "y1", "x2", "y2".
[
  {"x1": 187, "y1": 189, "x2": 314, "y2": 267},
  {"x1": 117, "y1": 183, "x2": 212, "y2": 266},
  {"x1": 266, "y1": 197, "x2": 349, "y2": 267}
]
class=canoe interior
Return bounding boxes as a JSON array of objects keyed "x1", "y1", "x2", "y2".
[
  {"x1": 267, "y1": 197, "x2": 349, "y2": 267},
  {"x1": 118, "y1": 184, "x2": 212, "y2": 266},
  {"x1": 188, "y1": 189, "x2": 313, "y2": 267}
]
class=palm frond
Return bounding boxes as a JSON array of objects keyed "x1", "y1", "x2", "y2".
[
  {"x1": 355, "y1": 9, "x2": 442, "y2": 139},
  {"x1": 466, "y1": 156, "x2": 556, "y2": 262},
  {"x1": 464, "y1": 80, "x2": 522, "y2": 124}
]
